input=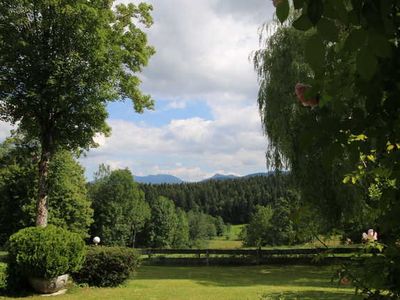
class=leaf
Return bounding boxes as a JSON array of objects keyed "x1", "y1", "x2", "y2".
[
  {"x1": 356, "y1": 47, "x2": 377, "y2": 81},
  {"x1": 368, "y1": 32, "x2": 392, "y2": 58},
  {"x1": 305, "y1": 34, "x2": 325, "y2": 73},
  {"x1": 344, "y1": 29, "x2": 367, "y2": 52},
  {"x1": 317, "y1": 18, "x2": 339, "y2": 42},
  {"x1": 276, "y1": 0, "x2": 290, "y2": 24},
  {"x1": 319, "y1": 94, "x2": 332, "y2": 107},
  {"x1": 343, "y1": 176, "x2": 350, "y2": 184},
  {"x1": 307, "y1": 0, "x2": 323, "y2": 25},
  {"x1": 293, "y1": 0, "x2": 304, "y2": 10},
  {"x1": 387, "y1": 144, "x2": 395, "y2": 151},
  {"x1": 293, "y1": 14, "x2": 313, "y2": 31}
]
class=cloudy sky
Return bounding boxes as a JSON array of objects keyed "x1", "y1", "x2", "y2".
[{"x1": 0, "y1": 0, "x2": 276, "y2": 182}]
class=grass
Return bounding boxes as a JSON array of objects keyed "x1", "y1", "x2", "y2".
[
  {"x1": 206, "y1": 225, "x2": 353, "y2": 250},
  {"x1": 0, "y1": 265, "x2": 361, "y2": 300},
  {"x1": 205, "y1": 224, "x2": 244, "y2": 249}
]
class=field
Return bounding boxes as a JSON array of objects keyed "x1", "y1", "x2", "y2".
[
  {"x1": 205, "y1": 225, "x2": 345, "y2": 250},
  {"x1": 205, "y1": 224, "x2": 244, "y2": 249},
  {"x1": 0, "y1": 265, "x2": 361, "y2": 300}
]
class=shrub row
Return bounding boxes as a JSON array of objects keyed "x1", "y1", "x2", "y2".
[
  {"x1": 72, "y1": 246, "x2": 140, "y2": 287},
  {"x1": 5, "y1": 226, "x2": 141, "y2": 291}
]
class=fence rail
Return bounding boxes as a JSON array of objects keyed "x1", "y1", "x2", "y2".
[
  {"x1": 139, "y1": 247, "x2": 362, "y2": 266},
  {"x1": 140, "y1": 247, "x2": 360, "y2": 256},
  {"x1": 140, "y1": 247, "x2": 361, "y2": 256}
]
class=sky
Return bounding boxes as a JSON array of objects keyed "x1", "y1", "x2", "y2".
[{"x1": 0, "y1": 0, "x2": 276, "y2": 182}]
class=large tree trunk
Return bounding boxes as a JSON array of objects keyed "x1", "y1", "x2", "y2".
[
  {"x1": 36, "y1": 129, "x2": 53, "y2": 227},
  {"x1": 36, "y1": 149, "x2": 50, "y2": 227}
]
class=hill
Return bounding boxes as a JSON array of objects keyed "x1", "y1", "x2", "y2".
[{"x1": 134, "y1": 174, "x2": 183, "y2": 184}]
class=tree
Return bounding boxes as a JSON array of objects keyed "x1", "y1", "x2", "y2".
[
  {"x1": 148, "y1": 196, "x2": 178, "y2": 248},
  {"x1": 268, "y1": 194, "x2": 298, "y2": 246},
  {"x1": 0, "y1": 0, "x2": 155, "y2": 227},
  {"x1": 89, "y1": 168, "x2": 146, "y2": 246},
  {"x1": 129, "y1": 195, "x2": 151, "y2": 248},
  {"x1": 243, "y1": 205, "x2": 273, "y2": 247},
  {"x1": 263, "y1": 1, "x2": 400, "y2": 298},
  {"x1": 214, "y1": 216, "x2": 225, "y2": 236},
  {"x1": 172, "y1": 208, "x2": 190, "y2": 248},
  {"x1": 0, "y1": 136, "x2": 93, "y2": 244},
  {"x1": 187, "y1": 211, "x2": 216, "y2": 246}
]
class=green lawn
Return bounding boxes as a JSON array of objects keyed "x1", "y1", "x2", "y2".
[
  {"x1": 1, "y1": 265, "x2": 361, "y2": 300},
  {"x1": 205, "y1": 224, "x2": 244, "y2": 249},
  {"x1": 205, "y1": 225, "x2": 347, "y2": 250}
]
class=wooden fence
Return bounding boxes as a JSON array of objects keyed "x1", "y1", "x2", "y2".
[{"x1": 139, "y1": 247, "x2": 361, "y2": 266}]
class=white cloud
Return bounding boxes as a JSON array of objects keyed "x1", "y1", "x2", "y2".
[
  {"x1": 166, "y1": 100, "x2": 187, "y2": 110},
  {"x1": 81, "y1": 99, "x2": 267, "y2": 181},
  {"x1": 134, "y1": 0, "x2": 274, "y2": 103}
]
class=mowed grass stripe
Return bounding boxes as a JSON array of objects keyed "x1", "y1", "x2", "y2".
[{"x1": 2, "y1": 265, "x2": 361, "y2": 300}]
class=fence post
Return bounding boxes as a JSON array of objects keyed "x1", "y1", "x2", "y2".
[
  {"x1": 206, "y1": 249, "x2": 209, "y2": 266},
  {"x1": 256, "y1": 247, "x2": 261, "y2": 265}
]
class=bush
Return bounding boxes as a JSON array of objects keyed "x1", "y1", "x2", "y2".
[
  {"x1": 72, "y1": 246, "x2": 140, "y2": 287},
  {"x1": 6, "y1": 225, "x2": 85, "y2": 290}
]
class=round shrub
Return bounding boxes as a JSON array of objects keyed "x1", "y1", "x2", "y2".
[
  {"x1": 6, "y1": 225, "x2": 85, "y2": 289},
  {"x1": 72, "y1": 246, "x2": 140, "y2": 287}
]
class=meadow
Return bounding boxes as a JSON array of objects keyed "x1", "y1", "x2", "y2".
[
  {"x1": 0, "y1": 265, "x2": 360, "y2": 300},
  {"x1": 205, "y1": 225, "x2": 345, "y2": 250}
]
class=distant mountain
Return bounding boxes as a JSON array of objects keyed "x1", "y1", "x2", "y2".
[
  {"x1": 203, "y1": 172, "x2": 273, "y2": 182},
  {"x1": 134, "y1": 174, "x2": 183, "y2": 184},
  {"x1": 203, "y1": 173, "x2": 239, "y2": 182},
  {"x1": 243, "y1": 171, "x2": 274, "y2": 178},
  {"x1": 135, "y1": 172, "x2": 273, "y2": 184}
]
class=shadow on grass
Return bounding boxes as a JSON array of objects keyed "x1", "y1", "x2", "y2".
[
  {"x1": 261, "y1": 291, "x2": 361, "y2": 300},
  {"x1": 136, "y1": 265, "x2": 351, "y2": 289},
  {"x1": 0, "y1": 288, "x2": 36, "y2": 298}
]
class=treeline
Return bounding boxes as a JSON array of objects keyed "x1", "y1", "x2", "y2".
[
  {"x1": 88, "y1": 166, "x2": 226, "y2": 248},
  {"x1": 0, "y1": 136, "x2": 295, "y2": 248},
  {"x1": 0, "y1": 137, "x2": 228, "y2": 247},
  {"x1": 140, "y1": 174, "x2": 291, "y2": 224}
]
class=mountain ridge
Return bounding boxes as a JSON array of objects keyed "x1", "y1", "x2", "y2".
[{"x1": 135, "y1": 172, "x2": 272, "y2": 184}]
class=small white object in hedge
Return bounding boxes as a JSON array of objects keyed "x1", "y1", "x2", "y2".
[
  {"x1": 93, "y1": 236, "x2": 101, "y2": 245},
  {"x1": 362, "y1": 229, "x2": 378, "y2": 242}
]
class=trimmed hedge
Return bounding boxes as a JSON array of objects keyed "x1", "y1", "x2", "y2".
[
  {"x1": 6, "y1": 225, "x2": 85, "y2": 290},
  {"x1": 72, "y1": 246, "x2": 140, "y2": 287}
]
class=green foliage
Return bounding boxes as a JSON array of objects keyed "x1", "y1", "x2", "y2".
[
  {"x1": 267, "y1": 0, "x2": 400, "y2": 298},
  {"x1": 6, "y1": 226, "x2": 85, "y2": 289},
  {"x1": 253, "y1": 23, "x2": 368, "y2": 235},
  {"x1": 148, "y1": 196, "x2": 178, "y2": 248},
  {"x1": 276, "y1": 0, "x2": 290, "y2": 24},
  {"x1": 0, "y1": 263, "x2": 6, "y2": 291},
  {"x1": 90, "y1": 168, "x2": 148, "y2": 247},
  {"x1": 172, "y1": 208, "x2": 190, "y2": 248},
  {"x1": 72, "y1": 246, "x2": 140, "y2": 287},
  {"x1": 0, "y1": 137, "x2": 93, "y2": 245},
  {"x1": 46, "y1": 150, "x2": 94, "y2": 237},
  {"x1": 0, "y1": 0, "x2": 155, "y2": 225},
  {"x1": 140, "y1": 174, "x2": 291, "y2": 224},
  {"x1": 243, "y1": 205, "x2": 273, "y2": 247},
  {"x1": 214, "y1": 216, "x2": 226, "y2": 236},
  {"x1": 0, "y1": 0, "x2": 154, "y2": 149},
  {"x1": 268, "y1": 195, "x2": 298, "y2": 245},
  {"x1": 187, "y1": 211, "x2": 217, "y2": 247}
]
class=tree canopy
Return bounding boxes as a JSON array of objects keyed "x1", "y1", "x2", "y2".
[
  {"x1": 89, "y1": 168, "x2": 147, "y2": 247},
  {"x1": 0, "y1": 136, "x2": 93, "y2": 244},
  {"x1": 261, "y1": 0, "x2": 400, "y2": 298},
  {"x1": 0, "y1": 0, "x2": 155, "y2": 226}
]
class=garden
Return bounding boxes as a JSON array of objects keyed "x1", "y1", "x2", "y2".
[{"x1": 0, "y1": 0, "x2": 399, "y2": 299}]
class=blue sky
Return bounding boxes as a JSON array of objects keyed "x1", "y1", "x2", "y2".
[
  {"x1": 0, "y1": 0, "x2": 275, "y2": 182},
  {"x1": 107, "y1": 100, "x2": 213, "y2": 127}
]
